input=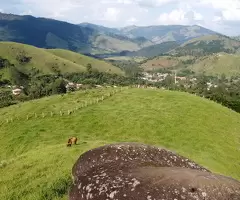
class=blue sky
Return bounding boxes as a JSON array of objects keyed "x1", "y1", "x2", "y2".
[{"x1": 1, "y1": 0, "x2": 240, "y2": 36}]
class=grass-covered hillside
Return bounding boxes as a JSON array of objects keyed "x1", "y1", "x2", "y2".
[
  {"x1": 47, "y1": 49, "x2": 123, "y2": 74},
  {"x1": 140, "y1": 55, "x2": 194, "y2": 71},
  {"x1": 0, "y1": 88, "x2": 240, "y2": 200},
  {"x1": 188, "y1": 53, "x2": 240, "y2": 76},
  {"x1": 170, "y1": 34, "x2": 240, "y2": 56},
  {"x1": 141, "y1": 52, "x2": 240, "y2": 76},
  {"x1": 0, "y1": 42, "x2": 123, "y2": 82}
]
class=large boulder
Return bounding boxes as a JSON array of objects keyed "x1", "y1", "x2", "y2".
[{"x1": 69, "y1": 142, "x2": 240, "y2": 200}]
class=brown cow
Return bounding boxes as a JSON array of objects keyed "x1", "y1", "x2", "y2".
[{"x1": 67, "y1": 137, "x2": 78, "y2": 147}]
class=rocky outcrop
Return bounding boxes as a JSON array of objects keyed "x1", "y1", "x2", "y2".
[{"x1": 69, "y1": 142, "x2": 240, "y2": 200}]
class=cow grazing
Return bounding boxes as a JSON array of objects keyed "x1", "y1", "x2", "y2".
[{"x1": 67, "y1": 137, "x2": 78, "y2": 147}]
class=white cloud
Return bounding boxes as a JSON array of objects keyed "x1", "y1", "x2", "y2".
[
  {"x1": 100, "y1": 7, "x2": 120, "y2": 22},
  {"x1": 157, "y1": 9, "x2": 203, "y2": 25},
  {"x1": 126, "y1": 17, "x2": 138, "y2": 24},
  {"x1": 158, "y1": 9, "x2": 186, "y2": 25}
]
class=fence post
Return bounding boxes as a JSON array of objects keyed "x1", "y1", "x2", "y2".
[
  {"x1": 35, "y1": 113, "x2": 37, "y2": 118},
  {"x1": 60, "y1": 111, "x2": 63, "y2": 116},
  {"x1": 27, "y1": 115, "x2": 29, "y2": 120}
]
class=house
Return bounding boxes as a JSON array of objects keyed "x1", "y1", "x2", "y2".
[
  {"x1": 66, "y1": 82, "x2": 75, "y2": 90},
  {"x1": 76, "y1": 84, "x2": 83, "y2": 89},
  {"x1": 12, "y1": 88, "x2": 22, "y2": 96}
]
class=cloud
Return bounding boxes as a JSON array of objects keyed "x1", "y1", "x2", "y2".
[
  {"x1": 157, "y1": 8, "x2": 203, "y2": 25},
  {"x1": 126, "y1": 17, "x2": 138, "y2": 25},
  {"x1": 1, "y1": 0, "x2": 240, "y2": 35},
  {"x1": 100, "y1": 7, "x2": 120, "y2": 22}
]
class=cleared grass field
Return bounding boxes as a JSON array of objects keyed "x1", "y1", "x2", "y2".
[
  {"x1": 189, "y1": 53, "x2": 240, "y2": 76},
  {"x1": 47, "y1": 49, "x2": 123, "y2": 74},
  {"x1": 0, "y1": 88, "x2": 240, "y2": 200},
  {"x1": 0, "y1": 42, "x2": 123, "y2": 77}
]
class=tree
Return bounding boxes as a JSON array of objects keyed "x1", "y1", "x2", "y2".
[
  {"x1": 51, "y1": 79, "x2": 67, "y2": 94},
  {"x1": 9, "y1": 65, "x2": 29, "y2": 86},
  {"x1": 86, "y1": 63, "x2": 93, "y2": 74}
]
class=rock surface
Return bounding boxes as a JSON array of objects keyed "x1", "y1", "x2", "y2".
[{"x1": 69, "y1": 142, "x2": 240, "y2": 200}]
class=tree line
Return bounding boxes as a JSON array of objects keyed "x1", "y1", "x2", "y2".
[{"x1": 153, "y1": 74, "x2": 240, "y2": 113}]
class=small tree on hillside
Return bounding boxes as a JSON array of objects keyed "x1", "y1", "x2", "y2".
[
  {"x1": 86, "y1": 63, "x2": 93, "y2": 74},
  {"x1": 51, "y1": 79, "x2": 67, "y2": 94}
]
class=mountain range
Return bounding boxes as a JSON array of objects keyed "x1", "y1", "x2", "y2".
[{"x1": 2, "y1": 12, "x2": 237, "y2": 57}]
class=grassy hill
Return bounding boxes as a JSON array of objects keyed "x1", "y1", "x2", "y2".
[
  {"x1": 47, "y1": 49, "x2": 123, "y2": 74},
  {"x1": 0, "y1": 42, "x2": 123, "y2": 82},
  {"x1": 140, "y1": 55, "x2": 194, "y2": 71},
  {"x1": 188, "y1": 53, "x2": 240, "y2": 76},
  {"x1": 169, "y1": 34, "x2": 240, "y2": 56},
  {"x1": 141, "y1": 51, "x2": 240, "y2": 76},
  {"x1": 0, "y1": 88, "x2": 240, "y2": 199}
]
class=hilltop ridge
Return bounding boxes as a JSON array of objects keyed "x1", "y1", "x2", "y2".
[{"x1": 0, "y1": 88, "x2": 240, "y2": 199}]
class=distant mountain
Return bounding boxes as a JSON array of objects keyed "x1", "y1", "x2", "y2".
[
  {"x1": 0, "y1": 13, "x2": 153, "y2": 54},
  {"x1": 0, "y1": 12, "x2": 235, "y2": 57},
  {"x1": 97, "y1": 41, "x2": 180, "y2": 58},
  {"x1": 232, "y1": 36, "x2": 240, "y2": 41},
  {"x1": 79, "y1": 22, "x2": 121, "y2": 35},
  {"x1": 119, "y1": 25, "x2": 218, "y2": 44},
  {"x1": 79, "y1": 23, "x2": 154, "y2": 52},
  {"x1": 168, "y1": 35, "x2": 240, "y2": 56},
  {"x1": 0, "y1": 12, "x2": 98, "y2": 53},
  {"x1": 123, "y1": 41, "x2": 180, "y2": 57}
]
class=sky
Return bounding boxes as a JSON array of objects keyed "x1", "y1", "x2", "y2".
[{"x1": 1, "y1": 0, "x2": 240, "y2": 36}]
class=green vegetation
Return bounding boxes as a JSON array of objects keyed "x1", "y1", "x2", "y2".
[
  {"x1": 0, "y1": 42, "x2": 125, "y2": 108},
  {"x1": 104, "y1": 56, "x2": 147, "y2": 62},
  {"x1": 120, "y1": 41, "x2": 180, "y2": 58},
  {"x1": 0, "y1": 42, "x2": 122, "y2": 77},
  {"x1": 0, "y1": 88, "x2": 240, "y2": 200},
  {"x1": 170, "y1": 35, "x2": 240, "y2": 56},
  {"x1": 47, "y1": 49, "x2": 123, "y2": 74},
  {"x1": 189, "y1": 53, "x2": 240, "y2": 76},
  {"x1": 140, "y1": 55, "x2": 194, "y2": 71},
  {"x1": 92, "y1": 34, "x2": 141, "y2": 52},
  {"x1": 141, "y1": 52, "x2": 240, "y2": 77},
  {"x1": 105, "y1": 59, "x2": 144, "y2": 77}
]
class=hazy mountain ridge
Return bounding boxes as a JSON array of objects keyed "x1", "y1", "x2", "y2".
[{"x1": 0, "y1": 12, "x2": 238, "y2": 57}]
